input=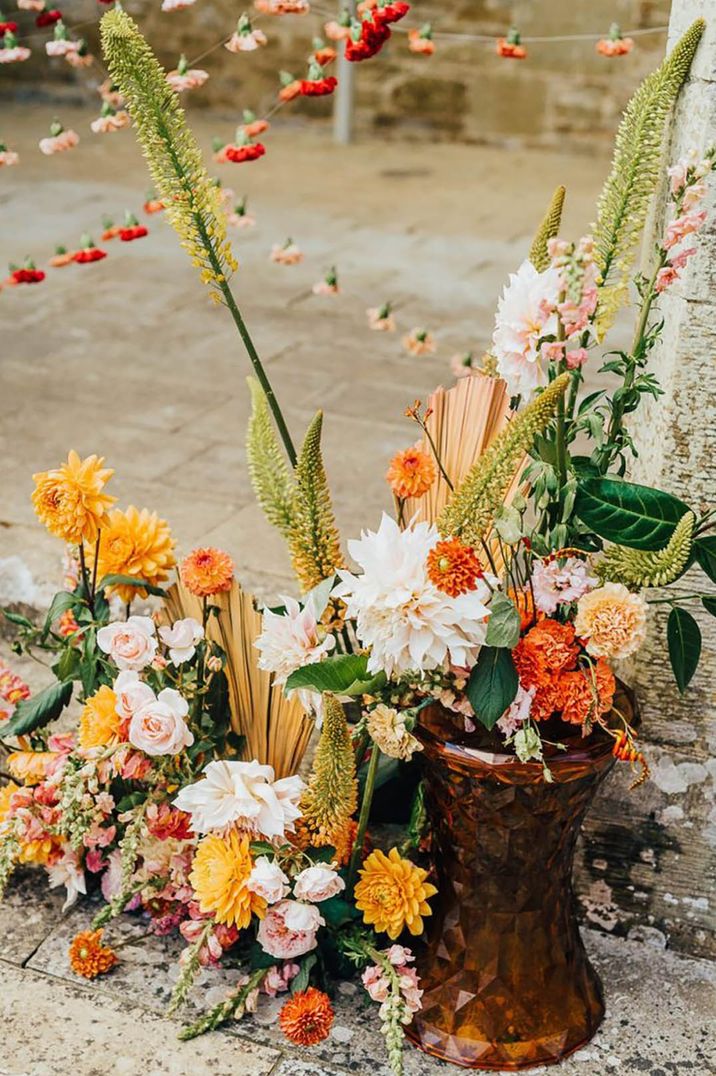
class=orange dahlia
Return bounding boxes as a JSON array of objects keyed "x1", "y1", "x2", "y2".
[
  {"x1": 69, "y1": 929, "x2": 118, "y2": 979},
  {"x1": 91, "y1": 505, "x2": 176, "y2": 603},
  {"x1": 279, "y1": 988, "x2": 334, "y2": 1046},
  {"x1": 558, "y1": 659, "x2": 616, "y2": 726},
  {"x1": 386, "y1": 445, "x2": 437, "y2": 500},
  {"x1": 180, "y1": 546, "x2": 234, "y2": 597},
  {"x1": 31, "y1": 450, "x2": 116, "y2": 545},
  {"x1": 355, "y1": 847, "x2": 437, "y2": 939},
  {"x1": 79, "y1": 685, "x2": 122, "y2": 751},
  {"x1": 427, "y1": 537, "x2": 483, "y2": 597}
]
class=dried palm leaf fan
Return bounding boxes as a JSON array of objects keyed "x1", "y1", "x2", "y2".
[
  {"x1": 401, "y1": 373, "x2": 521, "y2": 525},
  {"x1": 162, "y1": 580, "x2": 314, "y2": 778}
]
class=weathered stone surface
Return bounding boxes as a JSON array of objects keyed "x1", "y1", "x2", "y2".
[{"x1": 0, "y1": 867, "x2": 66, "y2": 965}]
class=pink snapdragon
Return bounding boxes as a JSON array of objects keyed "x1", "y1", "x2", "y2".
[{"x1": 361, "y1": 946, "x2": 423, "y2": 1015}]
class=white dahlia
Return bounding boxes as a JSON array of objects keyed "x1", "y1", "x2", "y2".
[
  {"x1": 333, "y1": 514, "x2": 492, "y2": 679},
  {"x1": 492, "y1": 259, "x2": 560, "y2": 399},
  {"x1": 255, "y1": 594, "x2": 335, "y2": 715},
  {"x1": 173, "y1": 759, "x2": 305, "y2": 839}
]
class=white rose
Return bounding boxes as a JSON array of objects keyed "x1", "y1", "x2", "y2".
[
  {"x1": 113, "y1": 670, "x2": 156, "y2": 720},
  {"x1": 293, "y1": 863, "x2": 345, "y2": 903},
  {"x1": 158, "y1": 617, "x2": 204, "y2": 665},
  {"x1": 97, "y1": 616, "x2": 157, "y2": 671},
  {"x1": 247, "y1": 857, "x2": 290, "y2": 904},
  {"x1": 128, "y1": 687, "x2": 194, "y2": 756},
  {"x1": 282, "y1": 900, "x2": 325, "y2": 934}
]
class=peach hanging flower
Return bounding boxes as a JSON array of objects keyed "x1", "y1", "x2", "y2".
[
  {"x1": 597, "y1": 24, "x2": 634, "y2": 57},
  {"x1": 90, "y1": 104, "x2": 130, "y2": 134},
  {"x1": 69, "y1": 929, "x2": 117, "y2": 979},
  {"x1": 65, "y1": 39, "x2": 92, "y2": 67},
  {"x1": 426, "y1": 537, "x2": 483, "y2": 598},
  {"x1": 254, "y1": 0, "x2": 310, "y2": 13},
  {"x1": 45, "y1": 21, "x2": 76, "y2": 57},
  {"x1": 166, "y1": 55, "x2": 209, "y2": 92},
  {"x1": 408, "y1": 23, "x2": 434, "y2": 55},
  {"x1": 366, "y1": 301, "x2": 395, "y2": 331},
  {"x1": 161, "y1": 0, "x2": 197, "y2": 10},
  {"x1": 402, "y1": 327, "x2": 436, "y2": 356},
  {"x1": 450, "y1": 351, "x2": 479, "y2": 378},
  {"x1": 324, "y1": 15, "x2": 351, "y2": 41},
  {"x1": 225, "y1": 14, "x2": 268, "y2": 52},
  {"x1": 311, "y1": 38, "x2": 337, "y2": 66},
  {"x1": 497, "y1": 27, "x2": 527, "y2": 59},
  {"x1": 180, "y1": 546, "x2": 234, "y2": 597},
  {"x1": 355, "y1": 847, "x2": 437, "y2": 939},
  {"x1": 48, "y1": 246, "x2": 75, "y2": 267},
  {"x1": 98, "y1": 79, "x2": 124, "y2": 109},
  {"x1": 31, "y1": 450, "x2": 115, "y2": 545},
  {"x1": 38, "y1": 121, "x2": 79, "y2": 155},
  {"x1": 79, "y1": 685, "x2": 123, "y2": 751},
  {"x1": 0, "y1": 31, "x2": 30, "y2": 62},
  {"x1": 0, "y1": 141, "x2": 18, "y2": 167},
  {"x1": 574, "y1": 582, "x2": 648, "y2": 661},
  {"x1": 189, "y1": 830, "x2": 266, "y2": 929},
  {"x1": 271, "y1": 238, "x2": 303, "y2": 265},
  {"x1": 91, "y1": 506, "x2": 176, "y2": 602},
  {"x1": 386, "y1": 444, "x2": 436, "y2": 500},
  {"x1": 226, "y1": 195, "x2": 255, "y2": 229},
  {"x1": 240, "y1": 111, "x2": 269, "y2": 138},
  {"x1": 17, "y1": 0, "x2": 44, "y2": 10},
  {"x1": 279, "y1": 988, "x2": 334, "y2": 1046},
  {"x1": 312, "y1": 265, "x2": 339, "y2": 295}
]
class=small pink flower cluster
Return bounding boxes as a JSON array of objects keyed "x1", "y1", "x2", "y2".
[
  {"x1": 656, "y1": 149, "x2": 715, "y2": 293},
  {"x1": 362, "y1": 945, "x2": 423, "y2": 1017},
  {"x1": 0, "y1": 664, "x2": 30, "y2": 720},
  {"x1": 543, "y1": 235, "x2": 599, "y2": 370},
  {"x1": 180, "y1": 904, "x2": 240, "y2": 964}
]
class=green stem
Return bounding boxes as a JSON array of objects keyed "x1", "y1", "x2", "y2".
[
  {"x1": 178, "y1": 967, "x2": 266, "y2": 1040},
  {"x1": 78, "y1": 544, "x2": 95, "y2": 617},
  {"x1": 347, "y1": 743, "x2": 381, "y2": 891}
]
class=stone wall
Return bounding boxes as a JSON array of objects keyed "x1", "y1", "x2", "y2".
[{"x1": 3, "y1": 0, "x2": 673, "y2": 150}]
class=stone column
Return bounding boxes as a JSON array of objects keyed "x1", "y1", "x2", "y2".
[{"x1": 594, "y1": 0, "x2": 716, "y2": 957}]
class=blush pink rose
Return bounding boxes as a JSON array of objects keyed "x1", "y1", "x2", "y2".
[
  {"x1": 113, "y1": 670, "x2": 156, "y2": 719},
  {"x1": 128, "y1": 688, "x2": 194, "y2": 756},
  {"x1": 97, "y1": 616, "x2": 157, "y2": 671},
  {"x1": 256, "y1": 899, "x2": 324, "y2": 960},
  {"x1": 293, "y1": 863, "x2": 345, "y2": 902}
]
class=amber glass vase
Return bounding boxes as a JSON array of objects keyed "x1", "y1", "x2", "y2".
[{"x1": 407, "y1": 693, "x2": 632, "y2": 1070}]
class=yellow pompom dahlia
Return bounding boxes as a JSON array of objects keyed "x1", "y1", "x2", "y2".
[
  {"x1": 189, "y1": 830, "x2": 266, "y2": 929},
  {"x1": 31, "y1": 450, "x2": 116, "y2": 545},
  {"x1": 90, "y1": 505, "x2": 176, "y2": 602},
  {"x1": 79, "y1": 686, "x2": 122, "y2": 751},
  {"x1": 354, "y1": 847, "x2": 437, "y2": 939}
]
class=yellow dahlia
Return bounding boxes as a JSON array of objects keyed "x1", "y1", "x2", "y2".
[
  {"x1": 91, "y1": 505, "x2": 176, "y2": 602},
  {"x1": 18, "y1": 837, "x2": 61, "y2": 865},
  {"x1": 0, "y1": 780, "x2": 20, "y2": 822},
  {"x1": 7, "y1": 751, "x2": 58, "y2": 785},
  {"x1": 79, "y1": 686, "x2": 122, "y2": 751},
  {"x1": 355, "y1": 847, "x2": 437, "y2": 940},
  {"x1": 189, "y1": 830, "x2": 266, "y2": 929},
  {"x1": 31, "y1": 450, "x2": 116, "y2": 545}
]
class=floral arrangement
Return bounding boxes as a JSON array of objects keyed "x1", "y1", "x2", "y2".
[{"x1": 1, "y1": 11, "x2": 714, "y2": 1074}]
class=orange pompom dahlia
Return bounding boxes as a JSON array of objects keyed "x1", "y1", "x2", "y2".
[
  {"x1": 279, "y1": 987, "x2": 334, "y2": 1046},
  {"x1": 386, "y1": 445, "x2": 437, "y2": 500},
  {"x1": 31, "y1": 450, "x2": 116, "y2": 545},
  {"x1": 427, "y1": 537, "x2": 483, "y2": 597},
  {"x1": 69, "y1": 929, "x2": 118, "y2": 979},
  {"x1": 180, "y1": 546, "x2": 235, "y2": 597}
]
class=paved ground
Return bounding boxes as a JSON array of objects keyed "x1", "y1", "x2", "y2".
[{"x1": 2, "y1": 104, "x2": 715, "y2": 1074}]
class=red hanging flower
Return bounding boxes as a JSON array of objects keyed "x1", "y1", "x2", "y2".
[
  {"x1": 596, "y1": 24, "x2": 634, "y2": 57},
  {"x1": 0, "y1": 21, "x2": 18, "y2": 33},
  {"x1": 344, "y1": 14, "x2": 391, "y2": 62},
  {"x1": 36, "y1": 7, "x2": 62, "y2": 26},
  {"x1": 299, "y1": 74, "x2": 337, "y2": 96},
  {"x1": 497, "y1": 27, "x2": 527, "y2": 59},
  {"x1": 374, "y1": 1, "x2": 409, "y2": 26},
  {"x1": 73, "y1": 234, "x2": 107, "y2": 263},
  {"x1": 117, "y1": 213, "x2": 148, "y2": 241},
  {"x1": 224, "y1": 141, "x2": 266, "y2": 163},
  {"x1": 8, "y1": 261, "x2": 45, "y2": 285}
]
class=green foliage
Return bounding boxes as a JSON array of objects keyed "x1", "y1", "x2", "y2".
[
  {"x1": 574, "y1": 477, "x2": 691, "y2": 550},
  {"x1": 694, "y1": 536, "x2": 716, "y2": 585},
  {"x1": 246, "y1": 377, "x2": 295, "y2": 537},
  {"x1": 529, "y1": 185, "x2": 566, "y2": 272},
  {"x1": 288, "y1": 411, "x2": 344, "y2": 592},
  {"x1": 0, "y1": 680, "x2": 72, "y2": 741},
  {"x1": 667, "y1": 606, "x2": 701, "y2": 693},
  {"x1": 465, "y1": 646, "x2": 518, "y2": 730},
  {"x1": 599, "y1": 511, "x2": 695, "y2": 587},
  {"x1": 97, "y1": 574, "x2": 166, "y2": 597},
  {"x1": 593, "y1": 19, "x2": 704, "y2": 334},
  {"x1": 286, "y1": 653, "x2": 385, "y2": 696},
  {"x1": 439, "y1": 373, "x2": 569, "y2": 545},
  {"x1": 484, "y1": 593, "x2": 521, "y2": 648}
]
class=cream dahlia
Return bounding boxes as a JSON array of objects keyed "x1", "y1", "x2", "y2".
[
  {"x1": 173, "y1": 759, "x2": 305, "y2": 839},
  {"x1": 492, "y1": 259, "x2": 560, "y2": 399},
  {"x1": 255, "y1": 594, "x2": 335, "y2": 711}
]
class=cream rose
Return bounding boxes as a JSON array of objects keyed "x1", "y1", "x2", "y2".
[
  {"x1": 293, "y1": 863, "x2": 345, "y2": 903},
  {"x1": 158, "y1": 617, "x2": 204, "y2": 665},
  {"x1": 128, "y1": 687, "x2": 194, "y2": 756},
  {"x1": 97, "y1": 616, "x2": 157, "y2": 671},
  {"x1": 247, "y1": 856, "x2": 289, "y2": 904},
  {"x1": 113, "y1": 670, "x2": 155, "y2": 720}
]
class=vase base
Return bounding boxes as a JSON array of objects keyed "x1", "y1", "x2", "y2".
[{"x1": 406, "y1": 1002, "x2": 605, "y2": 1071}]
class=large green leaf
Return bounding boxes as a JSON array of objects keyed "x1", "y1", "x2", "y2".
[
  {"x1": 97, "y1": 573, "x2": 166, "y2": 597},
  {"x1": 701, "y1": 596, "x2": 716, "y2": 618},
  {"x1": 485, "y1": 593, "x2": 521, "y2": 649},
  {"x1": 694, "y1": 537, "x2": 716, "y2": 585},
  {"x1": 42, "y1": 591, "x2": 81, "y2": 639},
  {"x1": 466, "y1": 646, "x2": 518, "y2": 730},
  {"x1": 667, "y1": 607, "x2": 701, "y2": 694},
  {"x1": 285, "y1": 654, "x2": 385, "y2": 697},
  {"x1": 1, "y1": 680, "x2": 73, "y2": 740},
  {"x1": 575, "y1": 478, "x2": 690, "y2": 550}
]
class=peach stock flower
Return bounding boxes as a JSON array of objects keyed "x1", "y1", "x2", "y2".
[
  {"x1": 386, "y1": 445, "x2": 436, "y2": 499},
  {"x1": 279, "y1": 988, "x2": 334, "y2": 1046},
  {"x1": 426, "y1": 537, "x2": 483, "y2": 598},
  {"x1": 355, "y1": 847, "x2": 437, "y2": 939},
  {"x1": 574, "y1": 582, "x2": 648, "y2": 661},
  {"x1": 92, "y1": 507, "x2": 176, "y2": 602},
  {"x1": 190, "y1": 831, "x2": 266, "y2": 929},
  {"x1": 32, "y1": 450, "x2": 116, "y2": 545},
  {"x1": 180, "y1": 546, "x2": 234, "y2": 597},
  {"x1": 79, "y1": 686, "x2": 123, "y2": 751},
  {"x1": 402, "y1": 328, "x2": 436, "y2": 356},
  {"x1": 69, "y1": 929, "x2": 117, "y2": 979}
]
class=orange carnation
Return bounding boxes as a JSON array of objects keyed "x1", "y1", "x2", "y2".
[
  {"x1": 180, "y1": 546, "x2": 234, "y2": 597},
  {"x1": 386, "y1": 445, "x2": 436, "y2": 500},
  {"x1": 558, "y1": 659, "x2": 616, "y2": 727},
  {"x1": 427, "y1": 538, "x2": 483, "y2": 597},
  {"x1": 514, "y1": 619, "x2": 579, "y2": 684},
  {"x1": 279, "y1": 988, "x2": 334, "y2": 1046},
  {"x1": 69, "y1": 929, "x2": 118, "y2": 979}
]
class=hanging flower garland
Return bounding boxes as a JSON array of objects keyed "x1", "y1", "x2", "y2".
[
  {"x1": 225, "y1": 12, "x2": 267, "y2": 52},
  {"x1": 0, "y1": 29, "x2": 30, "y2": 62},
  {"x1": 73, "y1": 233, "x2": 108, "y2": 263},
  {"x1": 597, "y1": 24, "x2": 634, "y2": 57},
  {"x1": 166, "y1": 53, "x2": 209, "y2": 92},
  {"x1": 38, "y1": 119, "x2": 79, "y2": 154},
  {"x1": 0, "y1": 139, "x2": 18, "y2": 166},
  {"x1": 408, "y1": 22, "x2": 434, "y2": 55}
]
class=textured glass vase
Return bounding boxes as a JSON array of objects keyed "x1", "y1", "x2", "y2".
[{"x1": 407, "y1": 695, "x2": 631, "y2": 1070}]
